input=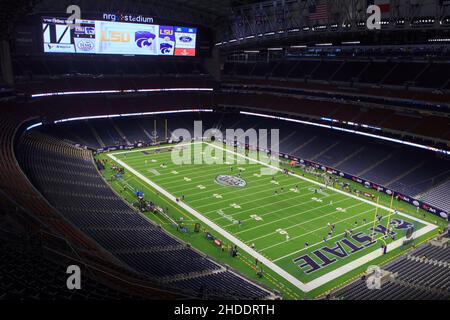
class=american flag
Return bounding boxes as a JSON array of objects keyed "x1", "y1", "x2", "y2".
[{"x1": 309, "y1": 2, "x2": 329, "y2": 22}]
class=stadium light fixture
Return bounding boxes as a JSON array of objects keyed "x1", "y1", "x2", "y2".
[
  {"x1": 428, "y1": 38, "x2": 450, "y2": 42},
  {"x1": 26, "y1": 122, "x2": 43, "y2": 131},
  {"x1": 342, "y1": 41, "x2": 360, "y2": 45},
  {"x1": 240, "y1": 111, "x2": 450, "y2": 156},
  {"x1": 31, "y1": 88, "x2": 214, "y2": 98},
  {"x1": 53, "y1": 109, "x2": 214, "y2": 124}
]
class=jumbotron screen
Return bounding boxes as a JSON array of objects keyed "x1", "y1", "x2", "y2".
[{"x1": 42, "y1": 17, "x2": 197, "y2": 56}]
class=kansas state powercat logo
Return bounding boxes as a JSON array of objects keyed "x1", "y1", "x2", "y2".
[
  {"x1": 135, "y1": 31, "x2": 156, "y2": 48},
  {"x1": 160, "y1": 42, "x2": 173, "y2": 54},
  {"x1": 215, "y1": 175, "x2": 246, "y2": 188}
]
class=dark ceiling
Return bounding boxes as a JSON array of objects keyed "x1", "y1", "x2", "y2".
[
  {"x1": 148, "y1": 0, "x2": 264, "y2": 18},
  {"x1": 0, "y1": 0, "x2": 267, "y2": 33}
]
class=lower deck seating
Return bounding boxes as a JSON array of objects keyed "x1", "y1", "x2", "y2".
[
  {"x1": 420, "y1": 180, "x2": 450, "y2": 213},
  {"x1": 16, "y1": 132, "x2": 274, "y2": 299},
  {"x1": 38, "y1": 112, "x2": 450, "y2": 204},
  {"x1": 0, "y1": 239, "x2": 140, "y2": 300},
  {"x1": 333, "y1": 243, "x2": 450, "y2": 300}
]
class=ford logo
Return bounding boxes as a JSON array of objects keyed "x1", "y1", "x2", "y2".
[{"x1": 179, "y1": 36, "x2": 192, "y2": 43}]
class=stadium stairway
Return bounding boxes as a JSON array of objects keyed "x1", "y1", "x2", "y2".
[
  {"x1": 310, "y1": 141, "x2": 341, "y2": 162},
  {"x1": 110, "y1": 118, "x2": 131, "y2": 145},
  {"x1": 385, "y1": 161, "x2": 426, "y2": 187},
  {"x1": 357, "y1": 152, "x2": 396, "y2": 177},
  {"x1": 333, "y1": 146, "x2": 366, "y2": 168},
  {"x1": 14, "y1": 131, "x2": 277, "y2": 300},
  {"x1": 0, "y1": 116, "x2": 187, "y2": 299},
  {"x1": 88, "y1": 121, "x2": 106, "y2": 148}
]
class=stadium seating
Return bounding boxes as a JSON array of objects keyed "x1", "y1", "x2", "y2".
[
  {"x1": 3, "y1": 0, "x2": 450, "y2": 302},
  {"x1": 15, "y1": 131, "x2": 275, "y2": 299},
  {"x1": 332, "y1": 278, "x2": 446, "y2": 300},
  {"x1": 332, "y1": 243, "x2": 450, "y2": 300},
  {"x1": 0, "y1": 237, "x2": 141, "y2": 300},
  {"x1": 419, "y1": 180, "x2": 450, "y2": 213},
  {"x1": 37, "y1": 113, "x2": 450, "y2": 206},
  {"x1": 169, "y1": 271, "x2": 272, "y2": 299},
  {"x1": 12, "y1": 57, "x2": 207, "y2": 79},
  {"x1": 223, "y1": 58, "x2": 450, "y2": 90}
]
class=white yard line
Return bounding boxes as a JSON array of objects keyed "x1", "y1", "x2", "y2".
[
  {"x1": 202, "y1": 185, "x2": 313, "y2": 213},
  {"x1": 108, "y1": 152, "x2": 311, "y2": 292},
  {"x1": 108, "y1": 142, "x2": 438, "y2": 293},
  {"x1": 268, "y1": 208, "x2": 386, "y2": 257},
  {"x1": 231, "y1": 196, "x2": 351, "y2": 231},
  {"x1": 111, "y1": 142, "x2": 202, "y2": 155},
  {"x1": 146, "y1": 165, "x2": 263, "y2": 188},
  {"x1": 137, "y1": 167, "x2": 280, "y2": 196},
  {"x1": 187, "y1": 174, "x2": 305, "y2": 200},
  {"x1": 249, "y1": 202, "x2": 367, "y2": 244},
  {"x1": 195, "y1": 181, "x2": 308, "y2": 209},
  {"x1": 206, "y1": 142, "x2": 433, "y2": 225}
]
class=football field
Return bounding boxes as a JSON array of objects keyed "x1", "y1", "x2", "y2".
[{"x1": 105, "y1": 141, "x2": 437, "y2": 294}]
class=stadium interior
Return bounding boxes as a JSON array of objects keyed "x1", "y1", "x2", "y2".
[{"x1": 0, "y1": 0, "x2": 450, "y2": 303}]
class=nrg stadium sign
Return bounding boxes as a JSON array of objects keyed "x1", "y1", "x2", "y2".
[{"x1": 102, "y1": 13, "x2": 154, "y2": 24}]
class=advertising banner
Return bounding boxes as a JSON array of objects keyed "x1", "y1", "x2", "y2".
[{"x1": 42, "y1": 17, "x2": 197, "y2": 57}]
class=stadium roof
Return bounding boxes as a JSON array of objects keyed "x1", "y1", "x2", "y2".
[
  {"x1": 0, "y1": 0, "x2": 266, "y2": 31},
  {"x1": 145, "y1": 0, "x2": 265, "y2": 18}
]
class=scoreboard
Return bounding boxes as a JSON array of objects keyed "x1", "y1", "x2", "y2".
[{"x1": 42, "y1": 17, "x2": 197, "y2": 56}]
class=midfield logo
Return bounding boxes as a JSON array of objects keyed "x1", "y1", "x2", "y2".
[{"x1": 215, "y1": 175, "x2": 247, "y2": 188}]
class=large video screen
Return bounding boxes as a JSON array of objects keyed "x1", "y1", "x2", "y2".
[{"x1": 42, "y1": 17, "x2": 197, "y2": 56}]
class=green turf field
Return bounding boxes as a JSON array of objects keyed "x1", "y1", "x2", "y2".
[{"x1": 97, "y1": 141, "x2": 443, "y2": 299}]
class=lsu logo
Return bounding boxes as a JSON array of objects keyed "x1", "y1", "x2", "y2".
[
  {"x1": 75, "y1": 26, "x2": 95, "y2": 35},
  {"x1": 101, "y1": 31, "x2": 130, "y2": 42},
  {"x1": 160, "y1": 29, "x2": 173, "y2": 36}
]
